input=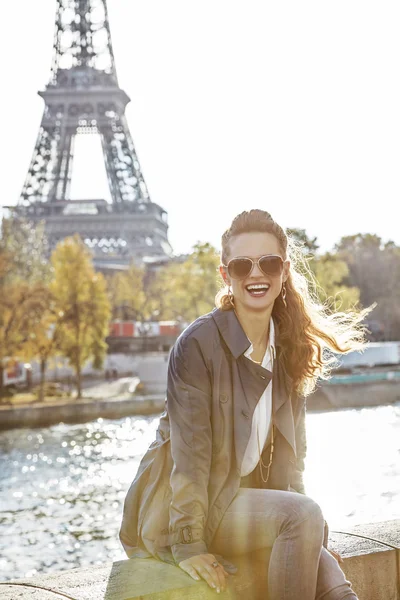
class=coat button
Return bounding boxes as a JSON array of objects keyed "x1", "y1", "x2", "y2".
[
  {"x1": 241, "y1": 410, "x2": 249, "y2": 419},
  {"x1": 260, "y1": 375, "x2": 266, "y2": 380}
]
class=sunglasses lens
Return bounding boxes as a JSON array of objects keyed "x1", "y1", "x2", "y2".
[
  {"x1": 259, "y1": 256, "x2": 283, "y2": 276},
  {"x1": 228, "y1": 258, "x2": 253, "y2": 279}
]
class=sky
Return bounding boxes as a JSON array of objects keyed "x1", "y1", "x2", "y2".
[{"x1": 1, "y1": 1, "x2": 400, "y2": 256}]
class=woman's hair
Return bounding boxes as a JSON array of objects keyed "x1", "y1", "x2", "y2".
[{"x1": 215, "y1": 209, "x2": 370, "y2": 396}]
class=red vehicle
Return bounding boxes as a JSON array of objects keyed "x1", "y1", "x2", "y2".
[
  {"x1": 109, "y1": 320, "x2": 182, "y2": 339},
  {"x1": 2, "y1": 358, "x2": 31, "y2": 388},
  {"x1": 107, "y1": 320, "x2": 183, "y2": 352}
]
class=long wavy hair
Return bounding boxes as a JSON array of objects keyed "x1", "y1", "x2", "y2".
[{"x1": 215, "y1": 209, "x2": 370, "y2": 396}]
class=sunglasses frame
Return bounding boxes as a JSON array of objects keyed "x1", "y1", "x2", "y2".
[{"x1": 222, "y1": 254, "x2": 285, "y2": 280}]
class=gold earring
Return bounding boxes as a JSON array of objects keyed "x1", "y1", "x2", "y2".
[
  {"x1": 281, "y1": 282, "x2": 287, "y2": 308},
  {"x1": 228, "y1": 286, "x2": 235, "y2": 307}
]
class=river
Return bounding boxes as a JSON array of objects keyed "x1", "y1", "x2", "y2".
[{"x1": 0, "y1": 402, "x2": 399, "y2": 582}]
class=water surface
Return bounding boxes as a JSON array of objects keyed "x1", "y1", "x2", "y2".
[{"x1": 0, "y1": 402, "x2": 399, "y2": 581}]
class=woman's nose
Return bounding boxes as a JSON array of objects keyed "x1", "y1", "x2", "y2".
[{"x1": 251, "y1": 261, "x2": 264, "y2": 277}]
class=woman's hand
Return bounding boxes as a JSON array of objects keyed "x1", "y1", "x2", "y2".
[
  {"x1": 179, "y1": 553, "x2": 229, "y2": 593},
  {"x1": 328, "y1": 548, "x2": 343, "y2": 564}
]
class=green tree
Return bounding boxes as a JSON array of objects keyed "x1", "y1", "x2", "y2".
[
  {"x1": 335, "y1": 234, "x2": 400, "y2": 339},
  {"x1": 108, "y1": 263, "x2": 146, "y2": 321},
  {"x1": 147, "y1": 242, "x2": 220, "y2": 322},
  {"x1": 311, "y1": 253, "x2": 360, "y2": 311},
  {"x1": 285, "y1": 229, "x2": 359, "y2": 312},
  {"x1": 50, "y1": 235, "x2": 111, "y2": 398},
  {"x1": 287, "y1": 228, "x2": 319, "y2": 254}
]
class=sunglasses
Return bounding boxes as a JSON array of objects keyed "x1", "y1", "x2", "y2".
[{"x1": 222, "y1": 254, "x2": 284, "y2": 280}]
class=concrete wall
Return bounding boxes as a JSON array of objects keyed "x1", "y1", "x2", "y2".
[
  {"x1": 27, "y1": 352, "x2": 169, "y2": 385},
  {"x1": 0, "y1": 394, "x2": 165, "y2": 430},
  {"x1": 1, "y1": 520, "x2": 399, "y2": 599}
]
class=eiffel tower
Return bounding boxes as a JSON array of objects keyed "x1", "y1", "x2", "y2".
[{"x1": 14, "y1": 0, "x2": 172, "y2": 269}]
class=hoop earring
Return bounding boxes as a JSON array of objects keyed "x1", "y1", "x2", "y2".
[
  {"x1": 228, "y1": 286, "x2": 235, "y2": 308},
  {"x1": 281, "y1": 282, "x2": 287, "y2": 309}
]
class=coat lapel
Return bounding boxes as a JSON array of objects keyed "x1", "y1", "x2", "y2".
[
  {"x1": 272, "y1": 353, "x2": 297, "y2": 457},
  {"x1": 212, "y1": 307, "x2": 297, "y2": 461},
  {"x1": 233, "y1": 357, "x2": 272, "y2": 469}
]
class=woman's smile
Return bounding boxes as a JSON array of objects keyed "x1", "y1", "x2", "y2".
[{"x1": 245, "y1": 282, "x2": 271, "y2": 298}]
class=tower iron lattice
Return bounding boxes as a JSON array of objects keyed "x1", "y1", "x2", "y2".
[{"x1": 14, "y1": 0, "x2": 172, "y2": 269}]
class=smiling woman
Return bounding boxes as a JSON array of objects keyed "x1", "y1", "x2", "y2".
[
  {"x1": 120, "y1": 209, "x2": 369, "y2": 599},
  {"x1": 216, "y1": 209, "x2": 369, "y2": 395}
]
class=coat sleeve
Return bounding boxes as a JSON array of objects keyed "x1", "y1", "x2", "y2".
[
  {"x1": 166, "y1": 334, "x2": 213, "y2": 564},
  {"x1": 291, "y1": 396, "x2": 329, "y2": 549}
]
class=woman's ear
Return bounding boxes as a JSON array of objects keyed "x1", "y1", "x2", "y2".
[
  {"x1": 282, "y1": 260, "x2": 290, "y2": 283},
  {"x1": 219, "y1": 264, "x2": 230, "y2": 286}
]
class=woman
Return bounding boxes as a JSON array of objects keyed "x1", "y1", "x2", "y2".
[{"x1": 120, "y1": 209, "x2": 367, "y2": 599}]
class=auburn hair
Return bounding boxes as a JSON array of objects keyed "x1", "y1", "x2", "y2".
[{"x1": 215, "y1": 209, "x2": 369, "y2": 396}]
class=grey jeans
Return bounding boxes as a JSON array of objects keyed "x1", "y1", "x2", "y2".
[{"x1": 210, "y1": 488, "x2": 358, "y2": 600}]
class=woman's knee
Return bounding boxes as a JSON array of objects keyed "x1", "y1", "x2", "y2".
[{"x1": 281, "y1": 493, "x2": 325, "y2": 532}]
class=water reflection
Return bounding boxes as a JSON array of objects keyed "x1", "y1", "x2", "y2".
[
  {"x1": 0, "y1": 416, "x2": 159, "y2": 581},
  {"x1": 0, "y1": 402, "x2": 399, "y2": 582}
]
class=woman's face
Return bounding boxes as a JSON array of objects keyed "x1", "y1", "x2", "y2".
[{"x1": 220, "y1": 232, "x2": 290, "y2": 313}]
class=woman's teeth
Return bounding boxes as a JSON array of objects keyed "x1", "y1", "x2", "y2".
[{"x1": 245, "y1": 284, "x2": 270, "y2": 296}]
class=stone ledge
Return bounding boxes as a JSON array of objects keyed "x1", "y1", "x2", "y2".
[
  {"x1": 0, "y1": 395, "x2": 165, "y2": 430},
  {"x1": 1, "y1": 520, "x2": 399, "y2": 599}
]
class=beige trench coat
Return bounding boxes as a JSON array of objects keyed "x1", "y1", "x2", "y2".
[{"x1": 120, "y1": 308, "x2": 323, "y2": 565}]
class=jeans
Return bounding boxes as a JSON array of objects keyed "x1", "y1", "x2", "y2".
[{"x1": 210, "y1": 488, "x2": 358, "y2": 600}]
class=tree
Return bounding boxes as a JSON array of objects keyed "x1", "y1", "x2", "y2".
[
  {"x1": 0, "y1": 216, "x2": 51, "y2": 284},
  {"x1": 147, "y1": 243, "x2": 220, "y2": 322},
  {"x1": 287, "y1": 228, "x2": 319, "y2": 254},
  {"x1": 0, "y1": 242, "x2": 51, "y2": 398},
  {"x1": 0, "y1": 282, "x2": 48, "y2": 397},
  {"x1": 285, "y1": 229, "x2": 359, "y2": 312},
  {"x1": 310, "y1": 253, "x2": 360, "y2": 311},
  {"x1": 335, "y1": 234, "x2": 400, "y2": 339},
  {"x1": 50, "y1": 235, "x2": 111, "y2": 398},
  {"x1": 108, "y1": 263, "x2": 146, "y2": 321},
  {"x1": 23, "y1": 288, "x2": 64, "y2": 402}
]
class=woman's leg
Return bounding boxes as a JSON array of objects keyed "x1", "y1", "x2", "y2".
[
  {"x1": 315, "y1": 548, "x2": 358, "y2": 600},
  {"x1": 210, "y1": 488, "x2": 358, "y2": 600}
]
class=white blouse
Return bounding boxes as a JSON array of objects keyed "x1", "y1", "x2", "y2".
[{"x1": 240, "y1": 318, "x2": 275, "y2": 477}]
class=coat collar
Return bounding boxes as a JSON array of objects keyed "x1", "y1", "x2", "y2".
[
  {"x1": 212, "y1": 307, "x2": 250, "y2": 359},
  {"x1": 212, "y1": 307, "x2": 296, "y2": 457},
  {"x1": 212, "y1": 307, "x2": 283, "y2": 360}
]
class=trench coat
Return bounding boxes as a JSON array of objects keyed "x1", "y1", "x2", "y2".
[{"x1": 120, "y1": 307, "x2": 327, "y2": 566}]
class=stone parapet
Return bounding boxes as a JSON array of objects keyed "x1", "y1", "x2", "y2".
[{"x1": 1, "y1": 520, "x2": 399, "y2": 599}]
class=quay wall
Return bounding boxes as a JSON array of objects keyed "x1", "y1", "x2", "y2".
[{"x1": 1, "y1": 520, "x2": 399, "y2": 599}]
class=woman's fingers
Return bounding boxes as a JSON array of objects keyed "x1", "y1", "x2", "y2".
[
  {"x1": 202, "y1": 563, "x2": 226, "y2": 592},
  {"x1": 197, "y1": 565, "x2": 220, "y2": 591},
  {"x1": 328, "y1": 549, "x2": 344, "y2": 564},
  {"x1": 180, "y1": 564, "x2": 200, "y2": 581},
  {"x1": 178, "y1": 554, "x2": 227, "y2": 592}
]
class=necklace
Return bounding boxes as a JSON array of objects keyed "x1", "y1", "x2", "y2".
[
  {"x1": 254, "y1": 342, "x2": 275, "y2": 484},
  {"x1": 257, "y1": 423, "x2": 274, "y2": 483}
]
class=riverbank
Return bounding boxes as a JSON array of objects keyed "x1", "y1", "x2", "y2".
[
  {"x1": 0, "y1": 388, "x2": 165, "y2": 430},
  {"x1": 1, "y1": 375, "x2": 400, "y2": 430},
  {"x1": 308, "y1": 371, "x2": 400, "y2": 411},
  {"x1": 1, "y1": 520, "x2": 399, "y2": 599}
]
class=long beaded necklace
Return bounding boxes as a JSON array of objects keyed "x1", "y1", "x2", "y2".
[
  {"x1": 257, "y1": 422, "x2": 275, "y2": 484},
  {"x1": 253, "y1": 344, "x2": 275, "y2": 484}
]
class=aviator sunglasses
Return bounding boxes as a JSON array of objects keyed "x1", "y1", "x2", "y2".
[{"x1": 222, "y1": 254, "x2": 284, "y2": 280}]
